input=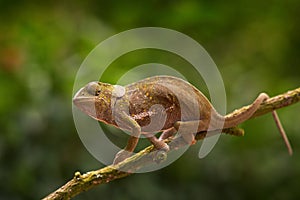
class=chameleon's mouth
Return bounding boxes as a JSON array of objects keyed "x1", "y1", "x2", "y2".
[
  {"x1": 73, "y1": 87, "x2": 98, "y2": 119},
  {"x1": 73, "y1": 86, "x2": 94, "y2": 103}
]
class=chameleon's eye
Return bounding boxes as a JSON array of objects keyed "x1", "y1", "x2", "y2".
[{"x1": 86, "y1": 82, "x2": 101, "y2": 96}]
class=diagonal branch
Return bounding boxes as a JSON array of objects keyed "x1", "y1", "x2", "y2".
[{"x1": 43, "y1": 87, "x2": 300, "y2": 200}]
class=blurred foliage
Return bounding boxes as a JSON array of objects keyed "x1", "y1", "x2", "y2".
[{"x1": 0, "y1": 0, "x2": 299, "y2": 199}]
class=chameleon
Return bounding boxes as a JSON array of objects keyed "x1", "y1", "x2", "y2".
[{"x1": 73, "y1": 75, "x2": 292, "y2": 164}]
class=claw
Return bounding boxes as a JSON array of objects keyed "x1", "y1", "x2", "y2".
[
  {"x1": 154, "y1": 150, "x2": 168, "y2": 164},
  {"x1": 113, "y1": 150, "x2": 133, "y2": 165}
]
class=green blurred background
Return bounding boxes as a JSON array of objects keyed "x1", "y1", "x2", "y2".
[{"x1": 1, "y1": 0, "x2": 300, "y2": 199}]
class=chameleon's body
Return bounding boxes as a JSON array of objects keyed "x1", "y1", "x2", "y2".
[{"x1": 73, "y1": 75, "x2": 292, "y2": 164}]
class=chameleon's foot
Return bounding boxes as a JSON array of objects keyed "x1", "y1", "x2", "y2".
[
  {"x1": 154, "y1": 150, "x2": 168, "y2": 164},
  {"x1": 147, "y1": 136, "x2": 169, "y2": 163},
  {"x1": 113, "y1": 150, "x2": 133, "y2": 165},
  {"x1": 148, "y1": 136, "x2": 170, "y2": 151},
  {"x1": 153, "y1": 142, "x2": 169, "y2": 164}
]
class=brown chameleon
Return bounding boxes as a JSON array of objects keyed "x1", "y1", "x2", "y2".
[{"x1": 73, "y1": 75, "x2": 292, "y2": 164}]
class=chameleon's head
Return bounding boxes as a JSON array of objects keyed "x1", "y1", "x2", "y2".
[{"x1": 73, "y1": 81, "x2": 126, "y2": 122}]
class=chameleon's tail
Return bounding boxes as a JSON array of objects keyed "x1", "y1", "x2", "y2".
[
  {"x1": 223, "y1": 93, "x2": 268, "y2": 128},
  {"x1": 222, "y1": 93, "x2": 293, "y2": 155}
]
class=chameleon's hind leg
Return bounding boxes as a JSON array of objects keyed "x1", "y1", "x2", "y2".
[
  {"x1": 148, "y1": 136, "x2": 170, "y2": 151},
  {"x1": 173, "y1": 120, "x2": 209, "y2": 145},
  {"x1": 159, "y1": 127, "x2": 177, "y2": 140}
]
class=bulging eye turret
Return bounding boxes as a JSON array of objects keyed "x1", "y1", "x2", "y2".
[{"x1": 86, "y1": 82, "x2": 101, "y2": 96}]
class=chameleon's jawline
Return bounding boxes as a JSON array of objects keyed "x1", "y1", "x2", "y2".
[{"x1": 73, "y1": 96, "x2": 99, "y2": 119}]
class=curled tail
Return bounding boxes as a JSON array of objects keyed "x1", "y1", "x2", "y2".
[
  {"x1": 222, "y1": 92, "x2": 293, "y2": 155},
  {"x1": 223, "y1": 93, "x2": 268, "y2": 128}
]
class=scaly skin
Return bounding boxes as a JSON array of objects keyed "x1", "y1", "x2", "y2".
[{"x1": 73, "y1": 75, "x2": 287, "y2": 163}]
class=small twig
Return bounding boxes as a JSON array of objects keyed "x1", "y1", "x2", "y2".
[
  {"x1": 43, "y1": 87, "x2": 300, "y2": 200},
  {"x1": 271, "y1": 111, "x2": 293, "y2": 155}
]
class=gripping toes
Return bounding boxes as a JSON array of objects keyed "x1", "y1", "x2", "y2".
[{"x1": 113, "y1": 150, "x2": 133, "y2": 165}]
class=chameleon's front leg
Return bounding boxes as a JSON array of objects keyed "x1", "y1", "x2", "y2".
[
  {"x1": 113, "y1": 114, "x2": 171, "y2": 164},
  {"x1": 113, "y1": 112, "x2": 141, "y2": 164}
]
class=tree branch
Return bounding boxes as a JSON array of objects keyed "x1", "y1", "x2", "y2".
[{"x1": 43, "y1": 87, "x2": 300, "y2": 200}]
